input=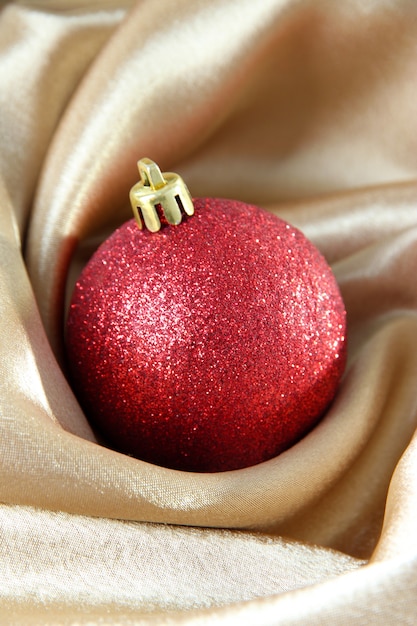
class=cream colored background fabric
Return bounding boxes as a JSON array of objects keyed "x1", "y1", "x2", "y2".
[{"x1": 1, "y1": 0, "x2": 417, "y2": 623}]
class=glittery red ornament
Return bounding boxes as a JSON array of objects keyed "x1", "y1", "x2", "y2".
[{"x1": 66, "y1": 163, "x2": 346, "y2": 473}]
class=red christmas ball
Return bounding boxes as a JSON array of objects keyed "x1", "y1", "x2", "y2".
[{"x1": 66, "y1": 197, "x2": 346, "y2": 472}]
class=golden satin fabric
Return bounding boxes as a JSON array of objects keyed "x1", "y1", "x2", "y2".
[{"x1": 1, "y1": 0, "x2": 417, "y2": 622}]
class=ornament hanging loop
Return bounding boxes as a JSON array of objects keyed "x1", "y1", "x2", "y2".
[
  {"x1": 138, "y1": 159, "x2": 166, "y2": 190},
  {"x1": 130, "y1": 158, "x2": 194, "y2": 232}
]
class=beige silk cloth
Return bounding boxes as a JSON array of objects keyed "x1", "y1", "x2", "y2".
[{"x1": 1, "y1": 0, "x2": 417, "y2": 623}]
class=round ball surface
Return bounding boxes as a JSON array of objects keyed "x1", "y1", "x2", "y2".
[{"x1": 66, "y1": 198, "x2": 346, "y2": 472}]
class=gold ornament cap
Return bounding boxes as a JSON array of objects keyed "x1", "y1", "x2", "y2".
[{"x1": 129, "y1": 158, "x2": 194, "y2": 232}]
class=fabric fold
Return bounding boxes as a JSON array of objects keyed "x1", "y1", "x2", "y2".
[{"x1": 1, "y1": 0, "x2": 417, "y2": 622}]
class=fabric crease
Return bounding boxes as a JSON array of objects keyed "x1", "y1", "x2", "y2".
[{"x1": 1, "y1": 0, "x2": 417, "y2": 623}]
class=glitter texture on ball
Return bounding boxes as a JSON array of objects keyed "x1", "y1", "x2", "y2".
[{"x1": 66, "y1": 198, "x2": 346, "y2": 472}]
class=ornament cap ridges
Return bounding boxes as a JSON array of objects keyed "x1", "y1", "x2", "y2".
[{"x1": 129, "y1": 158, "x2": 194, "y2": 232}]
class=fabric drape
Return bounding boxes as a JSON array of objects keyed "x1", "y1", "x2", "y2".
[{"x1": 1, "y1": 0, "x2": 417, "y2": 623}]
